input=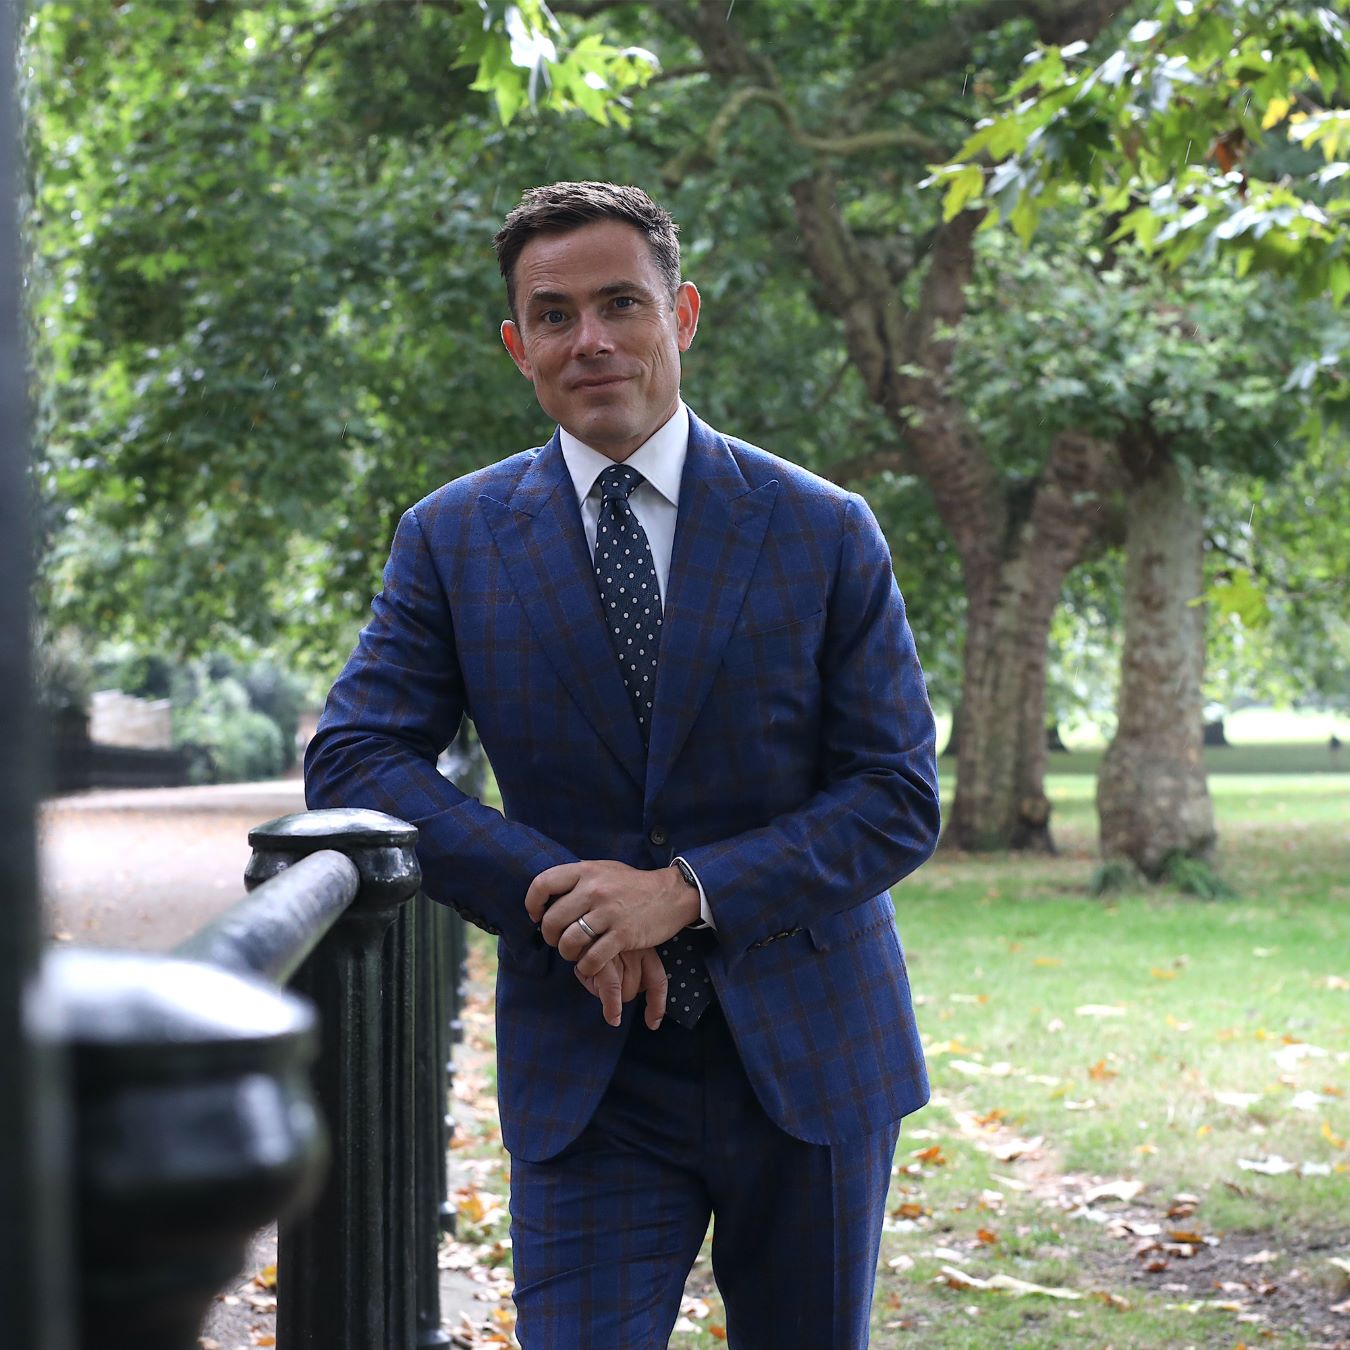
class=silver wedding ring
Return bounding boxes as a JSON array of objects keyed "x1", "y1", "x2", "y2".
[{"x1": 576, "y1": 916, "x2": 599, "y2": 942}]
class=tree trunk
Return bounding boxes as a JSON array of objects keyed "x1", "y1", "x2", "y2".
[
  {"x1": 1097, "y1": 447, "x2": 1215, "y2": 877},
  {"x1": 948, "y1": 528, "x2": 1062, "y2": 853}
]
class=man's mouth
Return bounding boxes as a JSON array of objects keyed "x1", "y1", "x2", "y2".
[{"x1": 573, "y1": 375, "x2": 629, "y2": 390}]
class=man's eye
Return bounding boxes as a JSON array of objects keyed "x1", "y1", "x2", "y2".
[
  {"x1": 612, "y1": 296, "x2": 636, "y2": 310},
  {"x1": 541, "y1": 310, "x2": 566, "y2": 325}
]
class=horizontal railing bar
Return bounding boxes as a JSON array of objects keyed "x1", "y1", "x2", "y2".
[{"x1": 174, "y1": 849, "x2": 361, "y2": 986}]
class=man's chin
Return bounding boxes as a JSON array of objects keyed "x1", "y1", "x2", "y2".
[{"x1": 563, "y1": 410, "x2": 643, "y2": 456}]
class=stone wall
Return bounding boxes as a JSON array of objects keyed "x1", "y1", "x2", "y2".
[{"x1": 89, "y1": 690, "x2": 173, "y2": 749}]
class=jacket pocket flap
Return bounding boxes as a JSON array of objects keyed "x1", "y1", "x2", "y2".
[{"x1": 808, "y1": 894, "x2": 895, "y2": 951}]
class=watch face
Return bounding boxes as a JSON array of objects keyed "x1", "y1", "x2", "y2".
[{"x1": 674, "y1": 857, "x2": 697, "y2": 888}]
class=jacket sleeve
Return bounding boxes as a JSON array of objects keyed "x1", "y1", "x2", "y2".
[
  {"x1": 304, "y1": 506, "x2": 575, "y2": 953},
  {"x1": 680, "y1": 493, "x2": 940, "y2": 966}
]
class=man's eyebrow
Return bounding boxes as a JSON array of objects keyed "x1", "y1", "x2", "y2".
[{"x1": 525, "y1": 280, "x2": 655, "y2": 307}]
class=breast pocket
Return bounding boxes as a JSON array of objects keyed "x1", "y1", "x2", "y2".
[{"x1": 721, "y1": 608, "x2": 824, "y2": 675}]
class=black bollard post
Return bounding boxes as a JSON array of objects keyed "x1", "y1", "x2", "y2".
[
  {"x1": 429, "y1": 901, "x2": 454, "y2": 1240},
  {"x1": 413, "y1": 895, "x2": 454, "y2": 1346},
  {"x1": 247, "y1": 809, "x2": 421, "y2": 1350},
  {"x1": 440, "y1": 905, "x2": 468, "y2": 1238},
  {"x1": 383, "y1": 899, "x2": 418, "y2": 1349},
  {"x1": 50, "y1": 948, "x2": 326, "y2": 1350},
  {"x1": 0, "y1": 0, "x2": 74, "y2": 1342}
]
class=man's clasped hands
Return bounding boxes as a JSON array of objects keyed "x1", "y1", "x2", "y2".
[{"x1": 524, "y1": 860, "x2": 702, "y2": 1030}]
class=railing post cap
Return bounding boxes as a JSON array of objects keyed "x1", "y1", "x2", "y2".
[
  {"x1": 248, "y1": 807, "x2": 417, "y2": 852},
  {"x1": 246, "y1": 808, "x2": 421, "y2": 909},
  {"x1": 44, "y1": 947, "x2": 316, "y2": 1081}
]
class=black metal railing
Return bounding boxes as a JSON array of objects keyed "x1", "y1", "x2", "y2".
[{"x1": 42, "y1": 807, "x2": 467, "y2": 1350}]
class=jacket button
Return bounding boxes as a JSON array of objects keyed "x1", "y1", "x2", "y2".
[{"x1": 648, "y1": 826, "x2": 669, "y2": 847}]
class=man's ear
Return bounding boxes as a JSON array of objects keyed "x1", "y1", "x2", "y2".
[
  {"x1": 501, "y1": 320, "x2": 534, "y2": 380},
  {"x1": 674, "y1": 282, "x2": 701, "y2": 353}
]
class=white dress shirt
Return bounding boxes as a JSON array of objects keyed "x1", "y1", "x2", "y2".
[
  {"x1": 558, "y1": 402, "x2": 714, "y2": 929},
  {"x1": 559, "y1": 402, "x2": 687, "y2": 603}
]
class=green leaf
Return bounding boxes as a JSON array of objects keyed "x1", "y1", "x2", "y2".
[{"x1": 942, "y1": 164, "x2": 985, "y2": 222}]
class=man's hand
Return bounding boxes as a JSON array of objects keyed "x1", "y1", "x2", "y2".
[
  {"x1": 525, "y1": 859, "x2": 699, "y2": 978},
  {"x1": 574, "y1": 948, "x2": 668, "y2": 1029}
]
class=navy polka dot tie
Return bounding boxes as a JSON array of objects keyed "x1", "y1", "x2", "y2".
[{"x1": 595, "y1": 464, "x2": 713, "y2": 1028}]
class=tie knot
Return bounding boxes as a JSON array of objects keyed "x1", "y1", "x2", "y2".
[{"x1": 598, "y1": 463, "x2": 643, "y2": 502}]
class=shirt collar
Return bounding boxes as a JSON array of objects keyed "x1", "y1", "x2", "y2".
[{"x1": 559, "y1": 402, "x2": 689, "y2": 508}]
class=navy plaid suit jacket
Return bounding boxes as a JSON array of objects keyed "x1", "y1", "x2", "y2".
[{"x1": 305, "y1": 411, "x2": 941, "y2": 1162}]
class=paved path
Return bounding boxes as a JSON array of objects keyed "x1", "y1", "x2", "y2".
[
  {"x1": 38, "y1": 779, "x2": 486, "y2": 1348},
  {"x1": 39, "y1": 778, "x2": 308, "y2": 950}
]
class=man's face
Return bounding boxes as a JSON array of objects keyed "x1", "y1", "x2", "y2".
[{"x1": 501, "y1": 219, "x2": 700, "y2": 463}]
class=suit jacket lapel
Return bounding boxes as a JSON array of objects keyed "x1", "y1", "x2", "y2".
[
  {"x1": 479, "y1": 432, "x2": 647, "y2": 793},
  {"x1": 646, "y1": 414, "x2": 779, "y2": 806}
]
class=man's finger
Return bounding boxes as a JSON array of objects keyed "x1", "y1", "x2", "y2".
[
  {"x1": 641, "y1": 949, "x2": 668, "y2": 1030},
  {"x1": 620, "y1": 955, "x2": 643, "y2": 1004},
  {"x1": 524, "y1": 863, "x2": 580, "y2": 923},
  {"x1": 539, "y1": 895, "x2": 592, "y2": 949},
  {"x1": 593, "y1": 961, "x2": 623, "y2": 1027},
  {"x1": 574, "y1": 930, "x2": 625, "y2": 979},
  {"x1": 557, "y1": 917, "x2": 601, "y2": 963}
]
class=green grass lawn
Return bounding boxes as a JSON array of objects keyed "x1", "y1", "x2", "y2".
[{"x1": 448, "y1": 757, "x2": 1350, "y2": 1348}]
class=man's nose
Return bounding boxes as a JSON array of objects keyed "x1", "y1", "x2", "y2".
[{"x1": 571, "y1": 311, "x2": 614, "y2": 358}]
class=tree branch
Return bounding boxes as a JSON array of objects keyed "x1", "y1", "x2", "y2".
[
  {"x1": 852, "y1": 0, "x2": 1122, "y2": 113},
  {"x1": 664, "y1": 83, "x2": 944, "y2": 182}
]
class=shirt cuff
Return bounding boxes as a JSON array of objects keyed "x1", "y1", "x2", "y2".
[{"x1": 674, "y1": 855, "x2": 716, "y2": 930}]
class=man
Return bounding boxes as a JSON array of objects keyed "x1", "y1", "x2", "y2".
[{"x1": 305, "y1": 181, "x2": 940, "y2": 1348}]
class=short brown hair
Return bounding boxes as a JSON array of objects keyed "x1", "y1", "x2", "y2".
[{"x1": 494, "y1": 181, "x2": 682, "y2": 316}]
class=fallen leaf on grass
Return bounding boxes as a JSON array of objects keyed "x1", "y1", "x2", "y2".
[
  {"x1": 931, "y1": 1246, "x2": 969, "y2": 1263},
  {"x1": 892, "y1": 1202, "x2": 927, "y2": 1220},
  {"x1": 1238, "y1": 1155, "x2": 1297, "y2": 1176},
  {"x1": 1215, "y1": 1091, "x2": 1262, "y2": 1109},
  {"x1": 1322, "y1": 1120, "x2": 1347, "y2": 1149},
  {"x1": 1328, "y1": 1256, "x2": 1350, "y2": 1278},
  {"x1": 926, "y1": 1038, "x2": 980, "y2": 1056},
  {"x1": 948, "y1": 1059, "x2": 1014, "y2": 1078},
  {"x1": 992, "y1": 1137, "x2": 1043, "y2": 1163},
  {"x1": 1150, "y1": 967, "x2": 1178, "y2": 980},
  {"x1": 976, "y1": 1228, "x2": 999, "y2": 1245},
  {"x1": 911, "y1": 1145, "x2": 948, "y2": 1165},
  {"x1": 1322, "y1": 975, "x2": 1350, "y2": 991},
  {"x1": 1241, "y1": 1250, "x2": 1280, "y2": 1266},
  {"x1": 887, "y1": 1254, "x2": 915, "y2": 1272},
  {"x1": 1033, "y1": 956, "x2": 1062, "y2": 968},
  {"x1": 1088, "y1": 1059, "x2": 1118, "y2": 1082},
  {"x1": 252, "y1": 1264, "x2": 277, "y2": 1291},
  {"x1": 1274, "y1": 1042, "x2": 1329, "y2": 1072},
  {"x1": 709, "y1": 1326, "x2": 727, "y2": 1341},
  {"x1": 1084, "y1": 1179, "x2": 1143, "y2": 1204},
  {"x1": 936, "y1": 1267, "x2": 1083, "y2": 1300},
  {"x1": 1090, "y1": 1290, "x2": 1131, "y2": 1309},
  {"x1": 1076, "y1": 1004, "x2": 1127, "y2": 1017}
]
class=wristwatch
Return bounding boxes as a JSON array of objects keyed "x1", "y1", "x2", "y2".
[{"x1": 671, "y1": 856, "x2": 709, "y2": 930}]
